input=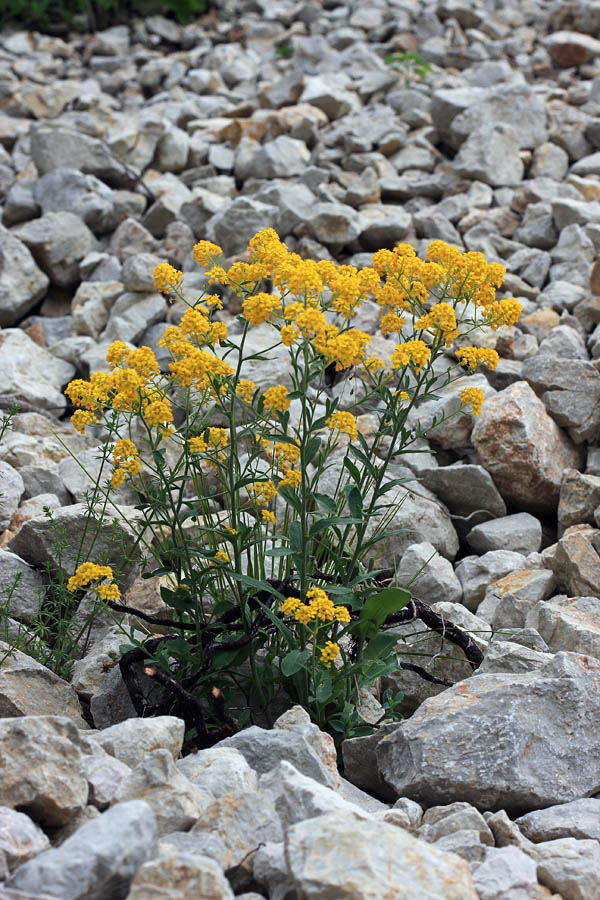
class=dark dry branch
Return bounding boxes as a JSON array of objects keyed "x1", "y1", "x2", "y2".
[
  {"x1": 397, "y1": 661, "x2": 454, "y2": 687},
  {"x1": 385, "y1": 597, "x2": 484, "y2": 669}
]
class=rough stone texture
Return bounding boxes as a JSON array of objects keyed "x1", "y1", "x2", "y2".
[
  {"x1": 535, "y1": 837, "x2": 600, "y2": 900},
  {"x1": 0, "y1": 329, "x2": 75, "y2": 416},
  {"x1": 7, "y1": 502, "x2": 147, "y2": 594},
  {"x1": 377, "y1": 652, "x2": 600, "y2": 815},
  {"x1": 0, "y1": 463, "x2": 25, "y2": 533},
  {"x1": 285, "y1": 811, "x2": 478, "y2": 899},
  {"x1": 0, "y1": 806, "x2": 50, "y2": 876},
  {"x1": 529, "y1": 595, "x2": 600, "y2": 658},
  {"x1": 471, "y1": 381, "x2": 585, "y2": 515},
  {"x1": 89, "y1": 716, "x2": 185, "y2": 769},
  {"x1": 0, "y1": 715, "x2": 88, "y2": 826},
  {"x1": 176, "y1": 747, "x2": 258, "y2": 799},
  {"x1": 471, "y1": 846, "x2": 539, "y2": 900},
  {"x1": 467, "y1": 513, "x2": 542, "y2": 555},
  {"x1": 0, "y1": 227, "x2": 49, "y2": 327},
  {"x1": 558, "y1": 468, "x2": 600, "y2": 533},
  {"x1": 30, "y1": 125, "x2": 137, "y2": 188},
  {"x1": 14, "y1": 211, "x2": 99, "y2": 288},
  {"x1": 397, "y1": 541, "x2": 463, "y2": 604},
  {"x1": 481, "y1": 568, "x2": 557, "y2": 630},
  {"x1": 113, "y1": 749, "x2": 212, "y2": 837},
  {"x1": 543, "y1": 525, "x2": 600, "y2": 596},
  {"x1": 516, "y1": 798, "x2": 600, "y2": 843},
  {"x1": 6, "y1": 800, "x2": 157, "y2": 900},
  {"x1": 125, "y1": 853, "x2": 235, "y2": 900},
  {"x1": 216, "y1": 723, "x2": 341, "y2": 791},
  {"x1": 454, "y1": 550, "x2": 527, "y2": 612},
  {"x1": 420, "y1": 464, "x2": 507, "y2": 518},
  {"x1": 0, "y1": 643, "x2": 87, "y2": 725}
]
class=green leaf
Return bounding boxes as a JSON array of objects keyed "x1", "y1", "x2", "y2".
[
  {"x1": 288, "y1": 521, "x2": 302, "y2": 553},
  {"x1": 305, "y1": 435, "x2": 322, "y2": 464},
  {"x1": 280, "y1": 648, "x2": 312, "y2": 676},
  {"x1": 308, "y1": 516, "x2": 362, "y2": 537},
  {"x1": 354, "y1": 587, "x2": 411, "y2": 640},
  {"x1": 345, "y1": 485, "x2": 363, "y2": 522},
  {"x1": 315, "y1": 672, "x2": 332, "y2": 703},
  {"x1": 159, "y1": 585, "x2": 192, "y2": 612},
  {"x1": 343, "y1": 456, "x2": 361, "y2": 486},
  {"x1": 313, "y1": 493, "x2": 337, "y2": 514},
  {"x1": 362, "y1": 632, "x2": 400, "y2": 661},
  {"x1": 265, "y1": 547, "x2": 295, "y2": 558}
]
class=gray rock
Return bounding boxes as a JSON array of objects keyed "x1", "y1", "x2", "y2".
[
  {"x1": 101, "y1": 290, "x2": 166, "y2": 344},
  {"x1": 89, "y1": 716, "x2": 184, "y2": 770},
  {"x1": 89, "y1": 664, "x2": 138, "y2": 729},
  {"x1": 244, "y1": 135, "x2": 310, "y2": 179},
  {"x1": 302, "y1": 201, "x2": 361, "y2": 247},
  {"x1": 33, "y1": 169, "x2": 118, "y2": 234},
  {"x1": 285, "y1": 810, "x2": 478, "y2": 899},
  {"x1": 521, "y1": 356, "x2": 600, "y2": 444},
  {"x1": 71, "y1": 281, "x2": 124, "y2": 340},
  {"x1": 449, "y1": 85, "x2": 548, "y2": 151},
  {"x1": 206, "y1": 197, "x2": 279, "y2": 256},
  {"x1": 2, "y1": 180, "x2": 40, "y2": 227},
  {"x1": 357, "y1": 204, "x2": 411, "y2": 251},
  {"x1": 0, "y1": 329, "x2": 75, "y2": 416},
  {"x1": 300, "y1": 74, "x2": 358, "y2": 120},
  {"x1": 467, "y1": 513, "x2": 542, "y2": 555},
  {"x1": 120, "y1": 253, "x2": 164, "y2": 293},
  {"x1": 216, "y1": 723, "x2": 340, "y2": 791},
  {"x1": 6, "y1": 800, "x2": 157, "y2": 900},
  {"x1": 71, "y1": 626, "x2": 140, "y2": 700},
  {"x1": 0, "y1": 643, "x2": 87, "y2": 725},
  {"x1": 430, "y1": 87, "x2": 491, "y2": 142},
  {"x1": 7, "y1": 502, "x2": 144, "y2": 594},
  {"x1": 538, "y1": 324, "x2": 589, "y2": 359},
  {"x1": 398, "y1": 541, "x2": 462, "y2": 604},
  {"x1": 83, "y1": 741, "x2": 131, "y2": 811},
  {"x1": 472, "y1": 381, "x2": 585, "y2": 515},
  {"x1": 530, "y1": 142, "x2": 570, "y2": 180},
  {"x1": 0, "y1": 228, "x2": 49, "y2": 327},
  {"x1": 454, "y1": 123, "x2": 524, "y2": 187},
  {"x1": 471, "y1": 846, "x2": 539, "y2": 900},
  {"x1": 0, "y1": 806, "x2": 50, "y2": 876},
  {"x1": 543, "y1": 526, "x2": 600, "y2": 596},
  {"x1": 377, "y1": 652, "x2": 600, "y2": 814},
  {"x1": 407, "y1": 374, "x2": 496, "y2": 451},
  {"x1": 516, "y1": 798, "x2": 600, "y2": 843},
  {"x1": 480, "y1": 568, "x2": 557, "y2": 630},
  {"x1": 475, "y1": 640, "x2": 554, "y2": 675},
  {"x1": 545, "y1": 30, "x2": 600, "y2": 66},
  {"x1": 252, "y1": 841, "x2": 295, "y2": 900},
  {"x1": 190, "y1": 788, "x2": 284, "y2": 870},
  {"x1": 176, "y1": 747, "x2": 257, "y2": 799},
  {"x1": 0, "y1": 554, "x2": 45, "y2": 625},
  {"x1": 126, "y1": 852, "x2": 235, "y2": 900},
  {"x1": 558, "y1": 468, "x2": 600, "y2": 533},
  {"x1": 341, "y1": 723, "x2": 400, "y2": 801},
  {"x1": 0, "y1": 462, "x2": 24, "y2": 532},
  {"x1": 535, "y1": 837, "x2": 600, "y2": 899},
  {"x1": 0, "y1": 715, "x2": 88, "y2": 826},
  {"x1": 254, "y1": 182, "x2": 318, "y2": 237},
  {"x1": 455, "y1": 551, "x2": 526, "y2": 612},
  {"x1": 113, "y1": 748, "x2": 212, "y2": 837},
  {"x1": 530, "y1": 595, "x2": 600, "y2": 658},
  {"x1": 30, "y1": 125, "x2": 137, "y2": 188},
  {"x1": 420, "y1": 464, "x2": 507, "y2": 518},
  {"x1": 14, "y1": 212, "x2": 98, "y2": 288}
]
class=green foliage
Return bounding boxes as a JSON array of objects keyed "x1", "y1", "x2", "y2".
[
  {"x1": 275, "y1": 43, "x2": 294, "y2": 59},
  {"x1": 0, "y1": 0, "x2": 206, "y2": 31},
  {"x1": 384, "y1": 51, "x2": 432, "y2": 86}
]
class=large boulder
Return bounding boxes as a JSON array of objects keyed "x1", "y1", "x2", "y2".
[
  {"x1": 377, "y1": 652, "x2": 600, "y2": 815},
  {"x1": 0, "y1": 329, "x2": 75, "y2": 416},
  {"x1": 471, "y1": 381, "x2": 584, "y2": 515},
  {"x1": 0, "y1": 227, "x2": 49, "y2": 327}
]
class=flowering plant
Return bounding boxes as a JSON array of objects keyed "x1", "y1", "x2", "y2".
[{"x1": 63, "y1": 230, "x2": 520, "y2": 747}]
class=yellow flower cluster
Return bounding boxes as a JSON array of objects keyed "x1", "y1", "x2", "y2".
[
  {"x1": 425, "y1": 242, "x2": 506, "y2": 308},
  {"x1": 213, "y1": 549, "x2": 230, "y2": 564},
  {"x1": 188, "y1": 427, "x2": 228, "y2": 454},
  {"x1": 390, "y1": 340, "x2": 431, "y2": 374},
  {"x1": 487, "y1": 298, "x2": 523, "y2": 329},
  {"x1": 247, "y1": 479, "x2": 278, "y2": 506},
  {"x1": 455, "y1": 346, "x2": 499, "y2": 372},
  {"x1": 261, "y1": 509, "x2": 276, "y2": 526},
  {"x1": 380, "y1": 312, "x2": 405, "y2": 337},
  {"x1": 280, "y1": 587, "x2": 350, "y2": 625},
  {"x1": 326, "y1": 411, "x2": 358, "y2": 443},
  {"x1": 154, "y1": 263, "x2": 182, "y2": 295},
  {"x1": 460, "y1": 387, "x2": 486, "y2": 416},
  {"x1": 263, "y1": 385, "x2": 290, "y2": 415},
  {"x1": 67, "y1": 562, "x2": 121, "y2": 601},
  {"x1": 415, "y1": 302, "x2": 459, "y2": 346},
  {"x1": 273, "y1": 442, "x2": 301, "y2": 467},
  {"x1": 111, "y1": 439, "x2": 141, "y2": 489},
  {"x1": 320, "y1": 640, "x2": 340, "y2": 667},
  {"x1": 243, "y1": 293, "x2": 281, "y2": 327},
  {"x1": 236, "y1": 379, "x2": 256, "y2": 402},
  {"x1": 280, "y1": 468, "x2": 302, "y2": 489},
  {"x1": 192, "y1": 241, "x2": 222, "y2": 266}
]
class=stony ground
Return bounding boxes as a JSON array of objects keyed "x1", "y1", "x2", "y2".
[{"x1": 1, "y1": 0, "x2": 600, "y2": 897}]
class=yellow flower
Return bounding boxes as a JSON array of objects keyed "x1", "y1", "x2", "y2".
[
  {"x1": 214, "y1": 549, "x2": 230, "y2": 564},
  {"x1": 280, "y1": 324, "x2": 299, "y2": 347},
  {"x1": 306, "y1": 586, "x2": 335, "y2": 621},
  {"x1": 263, "y1": 385, "x2": 290, "y2": 415},
  {"x1": 273, "y1": 442, "x2": 301, "y2": 467},
  {"x1": 247, "y1": 479, "x2": 278, "y2": 506},
  {"x1": 487, "y1": 297, "x2": 523, "y2": 329},
  {"x1": 294, "y1": 604, "x2": 316, "y2": 625},
  {"x1": 193, "y1": 241, "x2": 222, "y2": 266},
  {"x1": 393, "y1": 390, "x2": 410, "y2": 402},
  {"x1": 333, "y1": 606, "x2": 351, "y2": 623},
  {"x1": 320, "y1": 640, "x2": 340, "y2": 666},
  {"x1": 362, "y1": 356, "x2": 385, "y2": 373},
  {"x1": 279, "y1": 467, "x2": 302, "y2": 489},
  {"x1": 326, "y1": 410, "x2": 358, "y2": 443},
  {"x1": 96, "y1": 583, "x2": 121, "y2": 601},
  {"x1": 154, "y1": 263, "x2": 182, "y2": 295},
  {"x1": 380, "y1": 312, "x2": 406, "y2": 337},
  {"x1": 455, "y1": 346, "x2": 499, "y2": 372},
  {"x1": 236, "y1": 379, "x2": 256, "y2": 402},
  {"x1": 281, "y1": 596, "x2": 301, "y2": 615},
  {"x1": 242, "y1": 293, "x2": 281, "y2": 327},
  {"x1": 459, "y1": 387, "x2": 486, "y2": 416},
  {"x1": 67, "y1": 562, "x2": 114, "y2": 593},
  {"x1": 390, "y1": 340, "x2": 431, "y2": 374},
  {"x1": 261, "y1": 509, "x2": 276, "y2": 526}
]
